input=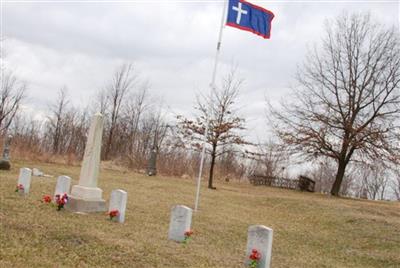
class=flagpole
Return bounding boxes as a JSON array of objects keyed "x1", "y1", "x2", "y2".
[{"x1": 194, "y1": 0, "x2": 228, "y2": 212}]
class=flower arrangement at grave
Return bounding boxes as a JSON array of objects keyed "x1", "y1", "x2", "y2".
[
  {"x1": 42, "y1": 195, "x2": 52, "y2": 203},
  {"x1": 55, "y1": 193, "x2": 68, "y2": 210},
  {"x1": 107, "y1": 209, "x2": 119, "y2": 221},
  {"x1": 183, "y1": 230, "x2": 194, "y2": 244},
  {"x1": 248, "y1": 249, "x2": 261, "y2": 268},
  {"x1": 15, "y1": 184, "x2": 24, "y2": 193}
]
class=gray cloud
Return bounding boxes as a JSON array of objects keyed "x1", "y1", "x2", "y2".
[{"x1": 3, "y1": 1, "x2": 399, "y2": 141}]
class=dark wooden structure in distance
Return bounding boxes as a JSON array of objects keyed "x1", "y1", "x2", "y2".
[{"x1": 249, "y1": 174, "x2": 315, "y2": 192}]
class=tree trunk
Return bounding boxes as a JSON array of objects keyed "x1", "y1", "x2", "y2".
[
  {"x1": 330, "y1": 159, "x2": 346, "y2": 196},
  {"x1": 104, "y1": 126, "x2": 114, "y2": 160},
  {"x1": 53, "y1": 125, "x2": 60, "y2": 155},
  {"x1": 53, "y1": 135, "x2": 59, "y2": 154},
  {"x1": 208, "y1": 143, "x2": 217, "y2": 189}
]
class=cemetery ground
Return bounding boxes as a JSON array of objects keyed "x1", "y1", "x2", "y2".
[{"x1": 1, "y1": 161, "x2": 399, "y2": 268}]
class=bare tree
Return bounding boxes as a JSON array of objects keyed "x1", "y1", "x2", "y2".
[
  {"x1": 96, "y1": 89, "x2": 108, "y2": 116},
  {"x1": 0, "y1": 71, "x2": 26, "y2": 132},
  {"x1": 103, "y1": 64, "x2": 136, "y2": 160},
  {"x1": 269, "y1": 13, "x2": 400, "y2": 196},
  {"x1": 48, "y1": 87, "x2": 69, "y2": 154},
  {"x1": 357, "y1": 163, "x2": 389, "y2": 200},
  {"x1": 392, "y1": 177, "x2": 400, "y2": 201},
  {"x1": 309, "y1": 158, "x2": 356, "y2": 195},
  {"x1": 246, "y1": 140, "x2": 288, "y2": 179},
  {"x1": 156, "y1": 126, "x2": 198, "y2": 177},
  {"x1": 178, "y1": 71, "x2": 248, "y2": 189},
  {"x1": 311, "y1": 159, "x2": 337, "y2": 193},
  {"x1": 123, "y1": 86, "x2": 150, "y2": 159}
]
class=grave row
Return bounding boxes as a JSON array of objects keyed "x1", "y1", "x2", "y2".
[
  {"x1": 16, "y1": 168, "x2": 273, "y2": 267},
  {"x1": 16, "y1": 167, "x2": 127, "y2": 223},
  {"x1": 14, "y1": 112, "x2": 274, "y2": 267}
]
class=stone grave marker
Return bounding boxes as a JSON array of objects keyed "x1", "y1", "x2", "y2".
[
  {"x1": 168, "y1": 205, "x2": 192, "y2": 242},
  {"x1": 146, "y1": 147, "x2": 157, "y2": 176},
  {"x1": 108, "y1": 189, "x2": 127, "y2": 223},
  {"x1": 17, "y1": 168, "x2": 32, "y2": 194},
  {"x1": 54, "y1": 175, "x2": 71, "y2": 198},
  {"x1": 32, "y1": 168, "x2": 44, "y2": 177},
  {"x1": 245, "y1": 225, "x2": 273, "y2": 268}
]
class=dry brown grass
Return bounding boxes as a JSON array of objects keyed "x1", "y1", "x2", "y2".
[{"x1": 1, "y1": 160, "x2": 399, "y2": 267}]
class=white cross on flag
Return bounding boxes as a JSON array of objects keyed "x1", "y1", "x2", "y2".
[{"x1": 226, "y1": 0, "x2": 275, "y2": 39}]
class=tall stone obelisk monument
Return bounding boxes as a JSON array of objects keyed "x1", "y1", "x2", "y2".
[{"x1": 67, "y1": 113, "x2": 106, "y2": 212}]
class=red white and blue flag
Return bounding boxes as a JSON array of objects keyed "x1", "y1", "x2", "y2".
[{"x1": 226, "y1": 0, "x2": 275, "y2": 39}]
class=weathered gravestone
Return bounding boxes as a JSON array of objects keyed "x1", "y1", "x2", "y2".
[
  {"x1": 32, "y1": 168, "x2": 44, "y2": 177},
  {"x1": 245, "y1": 225, "x2": 273, "y2": 268},
  {"x1": 0, "y1": 134, "x2": 12, "y2": 170},
  {"x1": 108, "y1": 189, "x2": 127, "y2": 223},
  {"x1": 17, "y1": 168, "x2": 32, "y2": 194},
  {"x1": 146, "y1": 147, "x2": 157, "y2": 176},
  {"x1": 168, "y1": 205, "x2": 192, "y2": 242},
  {"x1": 67, "y1": 113, "x2": 106, "y2": 213},
  {"x1": 54, "y1": 175, "x2": 71, "y2": 198}
]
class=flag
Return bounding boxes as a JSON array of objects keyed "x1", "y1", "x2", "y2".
[{"x1": 226, "y1": 0, "x2": 274, "y2": 39}]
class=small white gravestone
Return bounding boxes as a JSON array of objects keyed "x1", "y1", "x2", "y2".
[
  {"x1": 54, "y1": 175, "x2": 71, "y2": 198},
  {"x1": 245, "y1": 225, "x2": 273, "y2": 268},
  {"x1": 17, "y1": 168, "x2": 32, "y2": 194},
  {"x1": 168, "y1": 205, "x2": 192, "y2": 242},
  {"x1": 32, "y1": 168, "x2": 44, "y2": 177},
  {"x1": 108, "y1": 189, "x2": 127, "y2": 223}
]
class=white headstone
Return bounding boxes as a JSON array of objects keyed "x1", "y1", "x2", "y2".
[
  {"x1": 108, "y1": 189, "x2": 127, "y2": 223},
  {"x1": 168, "y1": 205, "x2": 192, "y2": 242},
  {"x1": 245, "y1": 225, "x2": 273, "y2": 268},
  {"x1": 32, "y1": 168, "x2": 44, "y2": 177},
  {"x1": 68, "y1": 113, "x2": 106, "y2": 212},
  {"x1": 54, "y1": 175, "x2": 71, "y2": 197},
  {"x1": 17, "y1": 168, "x2": 32, "y2": 194}
]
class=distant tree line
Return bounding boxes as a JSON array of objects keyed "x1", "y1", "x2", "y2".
[
  {"x1": 1, "y1": 12, "x2": 400, "y2": 200},
  {"x1": 0, "y1": 62, "x2": 249, "y2": 182}
]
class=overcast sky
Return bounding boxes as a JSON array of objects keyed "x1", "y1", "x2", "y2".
[{"x1": 2, "y1": 0, "x2": 399, "y2": 142}]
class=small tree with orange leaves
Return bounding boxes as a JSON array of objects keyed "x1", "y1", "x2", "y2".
[{"x1": 178, "y1": 71, "x2": 248, "y2": 189}]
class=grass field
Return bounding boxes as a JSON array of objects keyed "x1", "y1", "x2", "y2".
[{"x1": 1, "y1": 160, "x2": 399, "y2": 267}]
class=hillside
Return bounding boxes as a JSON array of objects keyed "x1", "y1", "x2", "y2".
[{"x1": 1, "y1": 160, "x2": 399, "y2": 267}]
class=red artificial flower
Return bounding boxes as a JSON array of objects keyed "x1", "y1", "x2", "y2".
[
  {"x1": 55, "y1": 193, "x2": 68, "y2": 210},
  {"x1": 108, "y1": 209, "x2": 119, "y2": 219},
  {"x1": 249, "y1": 249, "x2": 261, "y2": 261},
  {"x1": 182, "y1": 229, "x2": 194, "y2": 244},
  {"x1": 61, "y1": 193, "x2": 68, "y2": 203},
  {"x1": 184, "y1": 230, "x2": 194, "y2": 237},
  {"x1": 42, "y1": 195, "x2": 52, "y2": 203},
  {"x1": 15, "y1": 184, "x2": 24, "y2": 192}
]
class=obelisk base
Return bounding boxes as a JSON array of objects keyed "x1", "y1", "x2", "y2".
[
  {"x1": 66, "y1": 185, "x2": 106, "y2": 213},
  {"x1": 66, "y1": 196, "x2": 106, "y2": 213}
]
